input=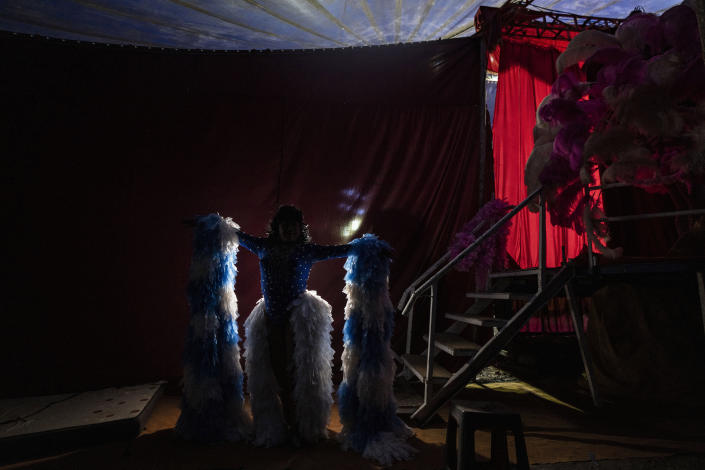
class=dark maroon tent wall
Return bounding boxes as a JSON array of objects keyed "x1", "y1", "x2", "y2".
[{"x1": 0, "y1": 35, "x2": 485, "y2": 396}]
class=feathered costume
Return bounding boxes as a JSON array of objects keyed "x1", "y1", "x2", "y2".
[
  {"x1": 448, "y1": 199, "x2": 513, "y2": 289},
  {"x1": 176, "y1": 214, "x2": 251, "y2": 442},
  {"x1": 524, "y1": 4, "x2": 705, "y2": 257},
  {"x1": 244, "y1": 291, "x2": 335, "y2": 446},
  {"x1": 238, "y1": 232, "x2": 349, "y2": 446},
  {"x1": 338, "y1": 234, "x2": 416, "y2": 466},
  {"x1": 179, "y1": 220, "x2": 413, "y2": 464}
]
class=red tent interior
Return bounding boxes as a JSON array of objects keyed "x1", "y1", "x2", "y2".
[
  {"x1": 0, "y1": 33, "x2": 487, "y2": 396},
  {"x1": 481, "y1": 4, "x2": 692, "y2": 266},
  {"x1": 1, "y1": 4, "x2": 698, "y2": 397},
  {"x1": 479, "y1": 4, "x2": 700, "y2": 338}
]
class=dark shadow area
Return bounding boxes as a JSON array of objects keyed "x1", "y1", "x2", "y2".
[
  {"x1": 0, "y1": 422, "x2": 139, "y2": 466},
  {"x1": 0, "y1": 32, "x2": 485, "y2": 401},
  {"x1": 5, "y1": 427, "x2": 444, "y2": 470}
]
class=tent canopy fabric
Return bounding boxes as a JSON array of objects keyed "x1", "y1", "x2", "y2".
[{"x1": 0, "y1": 0, "x2": 683, "y2": 51}]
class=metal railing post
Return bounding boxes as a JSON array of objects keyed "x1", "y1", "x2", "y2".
[
  {"x1": 697, "y1": 272, "x2": 705, "y2": 340},
  {"x1": 585, "y1": 185, "x2": 595, "y2": 271},
  {"x1": 398, "y1": 221, "x2": 487, "y2": 313},
  {"x1": 538, "y1": 191, "x2": 547, "y2": 291},
  {"x1": 565, "y1": 281, "x2": 600, "y2": 406},
  {"x1": 405, "y1": 297, "x2": 416, "y2": 355},
  {"x1": 424, "y1": 282, "x2": 438, "y2": 404},
  {"x1": 398, "y1": 252, "x2": 451, "y2": 311},
  {"x1": 477, "y1": 37, "x2": 488, "y2": 205}
]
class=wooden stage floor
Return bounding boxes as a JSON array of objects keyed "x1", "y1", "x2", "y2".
[{"x1": 2, "y1": 378, "x2": 704, "y2": 470}]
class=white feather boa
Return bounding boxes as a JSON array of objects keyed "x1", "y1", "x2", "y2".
[
  {"x1": 338, "y1": 234, "x2": 416, "y2": 466},
  {"x1": 177, "y1": 214, "x2": 251, "y2": 442},
  {"x1": 340, "y1": 284, "x2": 415, "y2": 465},
  {"x1": 244, "y1": 290, "x2": 334, "y2": 446}
]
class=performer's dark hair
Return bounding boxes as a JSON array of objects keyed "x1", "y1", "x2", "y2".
[{"x1": 267, "y1": 204, "x2": 311, "y2": 242}]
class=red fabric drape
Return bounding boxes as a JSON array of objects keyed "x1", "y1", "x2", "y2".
[
  {"x1": 1, "y1": 34, "x2": 484, "y2": 395},
  {"x1": 492, "y1": 39, "x2": 585, "y2": 268}
]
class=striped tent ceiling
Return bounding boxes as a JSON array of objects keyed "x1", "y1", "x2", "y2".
[{"x1": 0, "y1": 0, "x2": 684, "y2": 50}]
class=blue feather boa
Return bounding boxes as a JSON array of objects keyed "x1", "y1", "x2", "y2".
[
  {"x1": 176, "y1": 214, "x2": 250, "y2": 441},
  {"x1": 338, "y1": 234, "x2": 415, "y2": 464}
]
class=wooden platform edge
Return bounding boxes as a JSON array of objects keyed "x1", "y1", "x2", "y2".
[{"x1": 0, "y1": 381, "x2": 166, "y2": 464}]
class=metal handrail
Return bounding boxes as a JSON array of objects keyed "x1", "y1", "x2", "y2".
[
  {"x1": 598, "y1": 208, "x2": 705, "y2": 222},
  {"x1": 584, "y1": 182, "x2": 705, "y2": 267},
  {"x1": 586, "y1": 182, "x2": 631, "y2": 191},
  {"x1": 404, "y1": 175, "x2": 704, "y2": 417},
  {"x1": 401, "y1": 185, "x2": 545, "y2": 400},
  {"x1": 397, "y1": 220, "x2": 487, "y2": 310},
  {"x1": 400, "y1": 186, "x2": 543, "y2": 317},
  {"x1": 397, "y1": 252, "x2": 450, "y2": 311},
  {"x1": 586, "y1": 181, "x2": 705, "y2": 219}
]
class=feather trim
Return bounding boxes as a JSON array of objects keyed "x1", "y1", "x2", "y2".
[
  {"x1": 556, "y1": 30, "x2": 620, "y2": 74},
  {"x1": 176, "y1": 214, "x2": 251, "y2": 442},
  {"x1": 289, "y1": 291, "x2": 335, "y2": 443},
  {"x1": 243, "y1": 299, "x2": 288, "y2": 447},
  {"x1": 526, "y1": 142, "x2": 554, "y2": 210},
  {"x1": 448, "y1": 200, "x2": 512, "y2": 288},
  {"x1": 244, "y1": 291, "x2": 334, "y2": 446},
  {"x1": 339, "y1": 234, "x2": 416, "y2": 466}
]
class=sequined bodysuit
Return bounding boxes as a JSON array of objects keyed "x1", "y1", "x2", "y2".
[{"x1": 237, "y1": 232, "x2": 350, "y2": 324}]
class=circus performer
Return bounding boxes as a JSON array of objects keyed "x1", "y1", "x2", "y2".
[
  {"x1": 179, "y1": 208, "x2": 413, "y2": 461},
  {"x1": 239, "y1": 205, "x2": 351, "y2": 446}
]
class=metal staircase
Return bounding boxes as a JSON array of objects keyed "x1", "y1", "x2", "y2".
[
  {"x1": 397, "y1": 187, "x2": 600, "y2": 425},
  {"x1": 397, "y1": 180, "x2": 705, "y2": 425}
]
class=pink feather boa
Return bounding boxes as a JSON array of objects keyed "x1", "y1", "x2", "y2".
[
  {"x1": 448, "y1": 199, "x2": 513, "y2": 288},
  {"x1": 531, "y1": 4, "x2": 705, "y2": 256}
]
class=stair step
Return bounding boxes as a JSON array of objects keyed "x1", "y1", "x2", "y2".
[
  {"x1": 422, "y1": 333, "x2": 481, "y2": 356},
  {"x1": 489, "y1": 269, "x2": 539, "y2": 279},
  {"x1": 445, "y1": 313, "x2": 508, "y2": 328},
  {"x1": 466, "y1": 292, "x2": 533, "y2": 301},
  {"x1": 411, "y1": 264, "x2": 576, "y2": 425},
  {"x1": 401, "y1": 354, "x2": 452, "y2": 383},
  {"x1": 394, "y1": 391, "x2": 424, "y2": 415}
]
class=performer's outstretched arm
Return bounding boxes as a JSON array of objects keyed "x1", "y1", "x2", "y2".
[
  {"x1": 236, "y1": 230, "x2": 266, "y2": 256},
  {"x1": 306, "y1": 243, "x2": 351, "y2": 262}
]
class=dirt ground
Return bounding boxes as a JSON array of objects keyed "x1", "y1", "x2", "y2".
[{"x1": 3, "y1": 377, "x2": 704, "y2": 470}]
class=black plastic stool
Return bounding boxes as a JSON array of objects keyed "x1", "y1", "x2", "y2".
[{"x1": 445, "y1": 400, "x2": 529, "y2": 470}]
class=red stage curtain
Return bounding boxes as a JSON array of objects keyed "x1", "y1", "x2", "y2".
[
  {"x1": 1, "y1": 35, "x2": 484, "y2": 395},
  {"x1": 492, "y1": 39, "x2": 585, "y2": 268}
]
